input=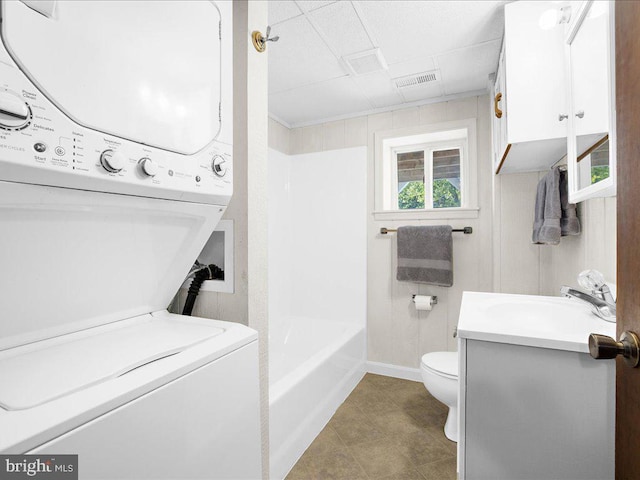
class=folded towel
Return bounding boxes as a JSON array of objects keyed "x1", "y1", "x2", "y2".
[
  {"x1": 532, "y1": 168, "x2": 562, "y2": 245},
  {"x1": 396, "y1": 225, "x2": 453, "y2": 286},
  {"x1": 559, "y1": 169, "x2": 580, "y2": 236}
]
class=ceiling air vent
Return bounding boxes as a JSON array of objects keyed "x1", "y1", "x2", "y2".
[
  {"x1": 342, "y1": 48, "x2": 388, "y2": 76},
  {"x1": 394, "y1": 70, "x2": 441, "y2": 89}
]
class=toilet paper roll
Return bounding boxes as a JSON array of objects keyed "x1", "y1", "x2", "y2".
[{"x1": 413, "y1": 295, "x2": 435, "y2": 311}]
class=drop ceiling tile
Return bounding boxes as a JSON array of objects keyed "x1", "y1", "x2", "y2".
[
  {"x1": 437, "y1": 40, "x2": 500, "y2": 96},
  {"x1": 269, "y1": 1, "x2": 303, "y2": 25},
  {"x1": 269, "y1": 77, "x2": 372, "y2": 125},
  {"x1": 397, "y1": 81, "x2": 445, "y2": 103},
  {"x1": 351, "y1": 71, "x2": 403, "y2": 109},
  {"x1": 357, "y1": 1, "x2": 506, "y2": 64},
  {"x1": 269, "y1": 15, "x2": 347, "y2": 94},
  {"x1": 268, "y1": 1, "x2": 507, "y2": 125},
  {"x1": 296, "y1": 1, "x2": 337, "y2": 12},
  {"x1": 388, "y1": 57, "x2": 436, "y2": 81},
  {"x1": 310, "y1": 2, "x2": 374, "y2": 57}
]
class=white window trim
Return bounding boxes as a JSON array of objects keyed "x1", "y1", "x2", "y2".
[{"x1": 374, "y1": 118, "x2": 478, "y2": 220}]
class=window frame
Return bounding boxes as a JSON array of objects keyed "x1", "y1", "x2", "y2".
[
  {"x1": 392, "y1": 140, "x2": 466, "y2": 211},
  {"x1": 374, "y1": 118, "x2": 479, "y2": 221}
]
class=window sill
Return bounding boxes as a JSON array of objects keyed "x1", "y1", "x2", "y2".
[{"x1": 372, "y1": 207, "x2": 480, "y2": 221}]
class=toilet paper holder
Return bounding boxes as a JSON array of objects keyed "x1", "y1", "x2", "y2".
[{"x1": 412, "y1": 294, "x2": 438, "y2": 305}]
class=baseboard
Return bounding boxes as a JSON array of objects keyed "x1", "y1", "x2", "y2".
[{"x1": 366, "y1": 360, "x2": 422, "y2": 382}]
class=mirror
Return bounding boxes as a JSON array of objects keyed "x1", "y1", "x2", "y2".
[{"x1": 566, "y1": 1, "x2": 616, "y2": 202}]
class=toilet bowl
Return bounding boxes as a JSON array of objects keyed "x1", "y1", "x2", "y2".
[{"x1": 420, "y1": 352, "x2": 458, "y2": 442}]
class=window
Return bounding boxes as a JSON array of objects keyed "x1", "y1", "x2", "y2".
[
  {"x1": 375, "y1": 118, "x2": 477, "y2": 219},
  {"x1": 394, "y1": 145, "x2": 463, "y2": 210}
]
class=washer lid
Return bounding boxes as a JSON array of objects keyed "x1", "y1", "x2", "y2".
[
  {"x1": 2, "y1": 0, "x2": 222, "y2": 155},
  {"x1": 0, "y1": 315, "x2": 225, "y2": 411},
  {"x1": 421, "y1": 352, "x2": 458, "y2": 378}
]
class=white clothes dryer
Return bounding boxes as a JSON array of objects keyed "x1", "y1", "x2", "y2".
[{"x1": 0, "y1": 1, "x2": 261, "y2": 478}]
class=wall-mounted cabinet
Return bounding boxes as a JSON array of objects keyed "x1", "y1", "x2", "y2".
[
  {"x1": 566, "y1": 1, "x2": 616, "y2": 202},
  {"x1": 493, "y1": 1, "x2": 570, "y2": 174}
]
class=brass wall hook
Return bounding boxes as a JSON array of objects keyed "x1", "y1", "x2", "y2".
[{"x1": 252, "y1": 26, "x2": 279, "y2": 53}]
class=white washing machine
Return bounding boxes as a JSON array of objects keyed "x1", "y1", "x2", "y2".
[{"x1": 0, "y1": 1, "x2": 262, "y2": 478}]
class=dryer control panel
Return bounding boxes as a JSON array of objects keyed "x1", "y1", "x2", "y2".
[
  {"x1": 0, "y1": 0, "x2": 233, "y2": 206},
  {"x1": 0, "y1": 60, "x2": 232, "y2": 205}
]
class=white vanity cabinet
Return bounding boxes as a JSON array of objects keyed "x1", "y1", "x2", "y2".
[
  {"x1": 493, "y1": 1, "x2": 569, "y2": 174},
  {"x1": 457, "y1": 292, "x2": 615, "y2": 480}
]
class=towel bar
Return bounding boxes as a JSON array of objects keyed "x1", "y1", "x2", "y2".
[{"x1": 380, "y1": 226, "x2": 472, "y2": 235}]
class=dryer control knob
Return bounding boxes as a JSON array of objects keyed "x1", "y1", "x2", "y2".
[
  {"x1": 212, "y1": 155, "x2": 227, "y2": 177},
  {"x1": 0, "y1": 90, "x2": 31, "y2": 130},
  {"x1": 100, "y1": 149, "x2": 126, "y2": 173},
  {"x1": 139, "y1": 157, "x2": 158, "y2": 177}
]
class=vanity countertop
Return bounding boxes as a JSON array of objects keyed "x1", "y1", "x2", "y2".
[{"x1": 457, "y1": 291, "x2": 616, "y2": 353}]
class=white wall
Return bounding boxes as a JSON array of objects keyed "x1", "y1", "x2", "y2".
[
  {"x1": 245, "y1": 3, "x2": 270, "y2": 478},
  {"x1": 268, "y1": 147, "x2": 367, "y2": 326},
  {"x1": 494, "y1": 172, "x2": 616, "y2": 296},
  {"x1": 175, "y1": 2, "x2": 271, "y2": 476},
  {"x1": 366, "y1": 97, "x2": 494, "y2": 368},
  {"x1": 271, "y1": 95, "x2": 494, "y2": 369}
]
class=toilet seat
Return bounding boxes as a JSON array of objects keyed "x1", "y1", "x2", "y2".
[{"x1": 421, "y1": 352, "x2": 458, "y2": 379}]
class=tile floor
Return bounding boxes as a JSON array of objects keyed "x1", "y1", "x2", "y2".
[{"x1": 285, "y1": 373, "x2": 457, "y2": 480}]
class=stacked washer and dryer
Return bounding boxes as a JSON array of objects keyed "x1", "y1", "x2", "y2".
[{"x1": 0, "y1": 1, "x2": 262, "y2": 478}]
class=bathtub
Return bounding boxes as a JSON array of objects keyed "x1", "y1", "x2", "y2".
[{"x1": 269, "y1": 317, "x2": 366, "y2": 479}]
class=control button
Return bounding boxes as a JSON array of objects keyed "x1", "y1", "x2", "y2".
[
  {"x1": 0, "y1": 90, "x2": 31, "y2": 130},
  {"x1": 195, "y1": 176, "x2": 201, "y2": 183},
  {"x1": 54, "y1": 146, "x2": 66, "y2": 156},
  {"x1": 33, "y1": 142, "x2": 47, "y2": 153},
  {"x1": 212, "y1": 155, "x2": 227, "y2": 177},
  {"x1": 168, "y1": 169, "x2": 174, "y2": 176},
  {"x1": 138, "y1": 157, "x2": 158, "y2": 177},
  {"x1": 100, "y1": 149, "x2": 126, "y2": 173}
]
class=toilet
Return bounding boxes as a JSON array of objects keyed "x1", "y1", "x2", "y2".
[{"x1": 420, "y1": 352, "x2": 459, "y2": 442}]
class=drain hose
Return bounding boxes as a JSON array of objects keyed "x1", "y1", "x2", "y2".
[{"x1": 182, "y1": 264, "x2": 224, "y2": 316}]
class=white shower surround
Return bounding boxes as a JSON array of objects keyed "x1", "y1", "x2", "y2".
[{"x1": 268, "y1": 147, "x2": 367, "y2": 479}]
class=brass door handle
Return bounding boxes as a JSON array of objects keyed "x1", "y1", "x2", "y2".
[
  {"x1": 589, "y1": 331, "x2": 640, "y2": 367},
  {"x1": 494, "y1": 93, "x2": 503, "y2": 119}
]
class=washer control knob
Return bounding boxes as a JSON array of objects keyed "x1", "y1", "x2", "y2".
[
  {"x1": 212, "y1": 155, "x2": 228, "y2": 177},
  {"x1": 0, "y1": 90, "x2": 31, "y2": 130},
  {"x1": 100, "y1": 149, "x2": 126, "y2": 173},
  {"x1": 139, "y1": 157, "x2": 158, "y2": 177}
]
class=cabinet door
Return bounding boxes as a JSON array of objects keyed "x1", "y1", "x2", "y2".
[
  {"x1": 571, "y1": 3, "x2": 610, "y2": 140},
  {"x1": 504, "y1": 1, "x2": 567, "y2": 144},
  {"x1": 566, "y1": 0, "x2": 615, "y2": 202},
  {"x1": 492, "y1": 49, "x2": 508, "y2": 172},
  {"x1": 463, "y1": 340, "x2": 614, "y2": 480}
]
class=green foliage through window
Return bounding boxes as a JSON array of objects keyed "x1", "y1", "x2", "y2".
[
  {"x1": 398, "y1": 179, "x2": 461, "y2": 209},
  {"x1": 433, "y1": 179, "x2": 461, "y2": 208},
  {"x1": 398, "y1": 181, "x2": 425, "y2": 209},
  {"x1": 591, "y1": 166, "x2": 609, "y2": 185}
]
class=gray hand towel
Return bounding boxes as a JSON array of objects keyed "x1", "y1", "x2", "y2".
[
  {"x1": 532, "y1": 174, "x2": 547, "y2": 244},
  {"x1": 532, "y1": 168, "x2": 561, "y2": 245},
  {"x1": 396, "y1": 225, "x2": 453, "y2": 286},
  {"x1": 559, "y1": 169, "x2": 580, "y2": 236}
]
